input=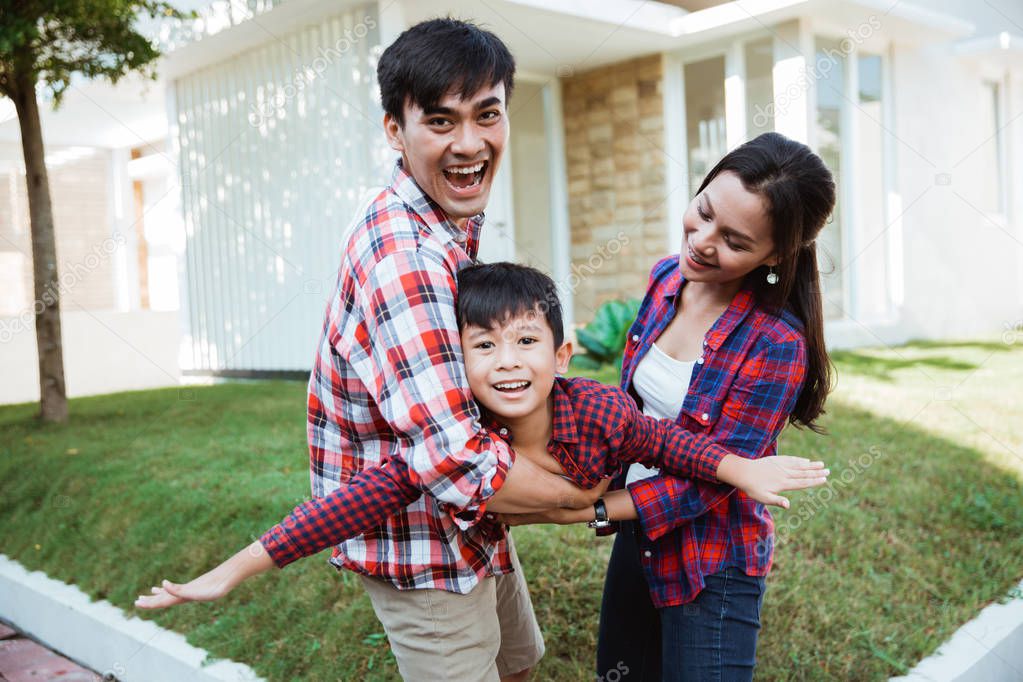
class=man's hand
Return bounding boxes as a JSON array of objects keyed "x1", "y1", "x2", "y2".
[
  {"x1": 716, "y1": 454, "x2": 829, "y2": 508},
  {"x1": 556, "y1": 476, "x2": 611, "y2": 509},
  {"x1": 134, "y1": 540, "x2": 275, "y2": 610},
  {"x1": 494, "y1": 507, "x2": 589, "y2": 527}
]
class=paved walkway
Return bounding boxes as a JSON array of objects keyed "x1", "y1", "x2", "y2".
[{"x1": 0, "y1": 622, "x2": 101, "y2": 681}]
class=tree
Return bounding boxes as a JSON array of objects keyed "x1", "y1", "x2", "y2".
[{"x1": 0, "y1": 1, "x2": 188, "y2": 422}]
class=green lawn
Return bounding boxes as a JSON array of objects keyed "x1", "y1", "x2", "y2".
[{"x1": 1, "y1": 339, "x2": 1021, "y2": 680}]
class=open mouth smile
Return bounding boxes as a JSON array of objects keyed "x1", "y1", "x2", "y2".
[
  {"x1": 686, "y1": 244, "x2": 718, "y2": 270},
  {"x1": 443, "y1": 161, "x2": 488, "y2": 193},
  {"x1": 493, "y1": 380, "x2": 530, "y2": 393}
]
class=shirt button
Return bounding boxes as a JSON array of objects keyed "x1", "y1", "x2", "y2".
[
  {"x1": 631, "y1": 335, "x2": 640, "y2": 342},
  {"x1": 643, "y1": 550, "x2": 652, "y2": 558},
  {"x1": 454, "y1": 231, "x2": 468, "y2": 243},
  {"x1": 498, "y1": 427, "x2": 508, "y2": 436},
  {"x1": 696, "y1": 356, "x2": 704, "y2": 364},
  {"x1": 701, "y1": 413, "x2": 710, "y2": 422}
]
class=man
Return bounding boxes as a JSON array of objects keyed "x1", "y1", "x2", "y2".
[{"x1": 304, "y1": 18, "x2": 594, "y2": 681}]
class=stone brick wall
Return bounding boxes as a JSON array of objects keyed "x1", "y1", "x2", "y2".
[{"x1": 561, "y1": 54, "x2": 671, "y2": 324}]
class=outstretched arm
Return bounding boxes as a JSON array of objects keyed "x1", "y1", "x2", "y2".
[{"x1": 135, "y1": 540, "x2": 274, "y2": 610}]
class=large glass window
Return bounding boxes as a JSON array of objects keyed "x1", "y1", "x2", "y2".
[
  {"x1": 814, "y1": 38, "x2": 847, "y2": 320},
  {"x1": 685, "y1": 56, "x2": 727, "y2": 197},
  {"x1": 854, "y1": 53, "x2": 889, "y2": 320}
]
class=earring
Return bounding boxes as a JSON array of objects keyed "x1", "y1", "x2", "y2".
[{"x1": 766, "y1": 266, "x2": 779, "y2": 285}]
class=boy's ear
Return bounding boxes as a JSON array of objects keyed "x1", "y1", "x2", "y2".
[
  {"x1": 555, "y1": 340, "x2": 573, "y2": 375},
  {"x1": 384, "y1": 113, "x2": 405, "y2": 153}
]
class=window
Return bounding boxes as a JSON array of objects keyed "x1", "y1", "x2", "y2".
[
  {"x1": 854, "y1": 53, "x2": 889, "y2": 320},
  {"x1": 814, "y1": 38, "x2": 847, "y2": 320}
]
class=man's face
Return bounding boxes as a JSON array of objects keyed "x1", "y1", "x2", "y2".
[
  {"x1": 461, "y1": 308, "x2": 572, "y2": 423},
  {"x1": 385, "y1": 83, "x2": 508, "y2": 224}
]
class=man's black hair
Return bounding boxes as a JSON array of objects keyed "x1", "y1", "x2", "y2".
[
  {"x1": 377, "y1": 18, "x2": 515, "y2": 126},
  {"x1": 456, "y1": 262, "x2": 564, "y2": 348}
]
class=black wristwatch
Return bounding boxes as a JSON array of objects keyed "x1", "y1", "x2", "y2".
[{"x1": 587, "y1": 498, "x2": 611, "y2": 530}]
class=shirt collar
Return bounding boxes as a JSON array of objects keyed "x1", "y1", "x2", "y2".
[
  {"x1": 388, "y1": 159, "x2": 484, "y2": 251},
  {"x1": 660, "y1": 258, "x2": 756, "y2": 352},
  {"x1": 480, "y1": 377, "x2": 579, "y2": 446}
]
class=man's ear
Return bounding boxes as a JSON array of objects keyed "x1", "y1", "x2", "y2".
[
  {"x1": 384, "y1": 113, "x2": 404, "y2": 153},
  {"x1": 555, "y1": 340, "x2": 573, "y2": 375}
]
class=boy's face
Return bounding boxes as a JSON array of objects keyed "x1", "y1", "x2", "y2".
[
  {"x1": 461, "y1": 308, "x2": 572, "y2": 423},
  {"x1": 384, "y1": 83, "x2": 508, "y2": 225}
]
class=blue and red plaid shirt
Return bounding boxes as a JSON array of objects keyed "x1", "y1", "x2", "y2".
[
  {"x1": 261, "y1": 375, "x2": 735, "y2": 569},
  {"x1": 288, "y1": 160, "x2": 516, "y2": 594},
  {"x1": 617, "y1": 255, "x2": 808, "y2": 608}
]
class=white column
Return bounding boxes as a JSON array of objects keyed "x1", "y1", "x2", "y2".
[
  {"x1": 724, "y1": 40, "x2": 746, "y2": 150},
  {"x1": 662, "y1": 52, "x2": 687, "y2": 252},
  {"x1": 544, "y1": 78, "x2": 574, "y2": 334},
  {"x1": 772, "y1": 19, "x2": 811, "y2": 144},
  {"x1": 109, "y1": 146, "x2": 137, "y2": 312}
]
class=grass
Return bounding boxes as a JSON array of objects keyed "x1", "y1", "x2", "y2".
[{"x1": 1, "y1": 339, "x2": 1022, "y2": 680}]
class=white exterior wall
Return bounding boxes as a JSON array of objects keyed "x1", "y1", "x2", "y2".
[
  {"x1": 883, "y1": 46, "x2": 1022, "y2": 344},
  {"x1": 0, "y1": 311, "x2": 180, "y2": 405},
  {"x1": 173, "y1": 2, "x2": 390, "y2": 372}
]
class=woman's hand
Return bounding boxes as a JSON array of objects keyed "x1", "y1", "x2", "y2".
[
  {"x1": 717, "y1": 454, "x2": 829, "y2": 508},
  {"x1": 134, "y1": 540, "x2": 276, "y2": 610}
]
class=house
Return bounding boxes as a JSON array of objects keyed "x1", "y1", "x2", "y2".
[{"x1": 1, "y1": 0, "x2": 1020, "y2": 398}]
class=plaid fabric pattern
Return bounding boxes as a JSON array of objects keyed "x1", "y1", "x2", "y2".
[
  {"x1": 481, "y1": 378, "x2": 732, "y2": 487},
  {"x1": 261, "y1": 375, "x2": 734, "y2": 568},
  {"x1": 618, "y1": 255, "x2": 808, "y2": 608},
  {"x1": 270, "y1": 160, "x2": 514, "y2": 593}
]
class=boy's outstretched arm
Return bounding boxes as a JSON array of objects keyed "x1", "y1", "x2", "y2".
[
  {"x1": 135, "y1": 540, "x2": 274, "y2": 609},
  {"x1": 587, "y1": 385, "x2": 828, "y2": 508},
  {"x1": 135, "y1": 449, "x2": 607, "y2": 610},
  {"x1": 135, "y1": 457, "x2": 421, "y2": 610}
]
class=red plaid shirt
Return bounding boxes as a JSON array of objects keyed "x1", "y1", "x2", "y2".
[
  {"x1": 617, "y1": 255, "x2": 808, "y2": 607},
  {"x1": 261, "y1": 376, "x2": 735, "y2": 568},
  {"x1": 285, "y1": 160, "x2": 515, "y2": 594}
]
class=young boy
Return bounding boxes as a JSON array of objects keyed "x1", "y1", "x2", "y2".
[{"x1": 136, "y1": 264, "x2": 827, "y2": 666}]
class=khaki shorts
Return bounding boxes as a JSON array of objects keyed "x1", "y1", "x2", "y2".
[{"x1": 359, "y1": 535, "x2": 545, "y2": 681}]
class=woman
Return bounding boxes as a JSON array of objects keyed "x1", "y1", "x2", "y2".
[{"x1": 502, "y1": 132, "x2": 836, "y2": 681}]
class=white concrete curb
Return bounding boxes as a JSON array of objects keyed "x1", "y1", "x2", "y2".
[
  {"x1": 0, "y1": 554, "x2": 263, "y2": 681},
  {"x1": 892, "y1": 578, "x2": 1023, "y2": 682}
]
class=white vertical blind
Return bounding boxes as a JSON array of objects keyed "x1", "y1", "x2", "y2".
[{"x1": 175, "y1": 4, "x2": 390, "y2": 371}]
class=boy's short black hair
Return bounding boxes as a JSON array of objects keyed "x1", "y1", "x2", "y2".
[
  {"x1": 456, "y1": 262, "x2": 564, "y2": 348},
  {"x1": 377, "y1": 18, "x2": 515, "y2": 127}
]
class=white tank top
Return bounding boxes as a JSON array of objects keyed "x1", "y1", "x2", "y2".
[{"x1": 626, "y1": 343, "x2": 696, "y2": 486}]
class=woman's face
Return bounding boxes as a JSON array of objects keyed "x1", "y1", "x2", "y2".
[{"x1": 679, "y1": 171, "x2": 779, "y2": 287}]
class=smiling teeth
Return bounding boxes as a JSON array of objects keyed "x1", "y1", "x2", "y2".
[
  {"x1": 495, "y1": 381, "x2": 528, "y2": 389},
  {"x1": 447, "y1": 162, "x2": 484, "y2": 174}
]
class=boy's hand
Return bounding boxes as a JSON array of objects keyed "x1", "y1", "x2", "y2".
[
  {"x1": 717, "y1": 454, "x2": 829, "y2": 508},
  {"x1": 135, "y1": 572, "x2": 235, "y2": 610},
  {"x1": 135, "y1": 540, "x2": 275, "y2": 610}
]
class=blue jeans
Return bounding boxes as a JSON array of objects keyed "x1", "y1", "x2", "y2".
[{"x1": 596, "y1": 522, "x2": 766, "y2": 682}]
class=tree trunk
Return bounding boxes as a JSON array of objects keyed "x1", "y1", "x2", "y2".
[{"x1": 11, "y1": 67, "x2": 68, "y2": 423}]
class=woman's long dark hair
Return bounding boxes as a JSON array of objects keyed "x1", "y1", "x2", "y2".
[{"x1": 695, "y1": 132, "x2": 836, "y2": 431}]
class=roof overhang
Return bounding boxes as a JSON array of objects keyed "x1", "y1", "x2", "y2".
[{"x1": 955, "y1": 32, "x2": 1023, "y2": 70}]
